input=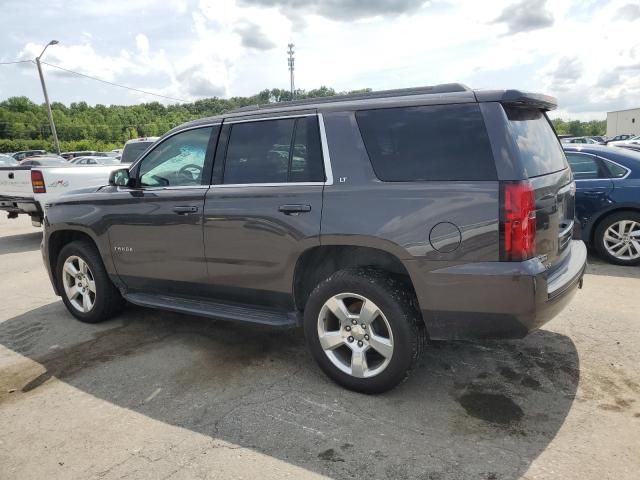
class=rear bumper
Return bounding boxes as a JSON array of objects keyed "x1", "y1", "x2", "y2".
[
  {"x1": 0, "y1": 195, "x2": 42, "y2": 216},
  {"x1": 411, "y1": 240, "x2": 587, "y2": 340}
]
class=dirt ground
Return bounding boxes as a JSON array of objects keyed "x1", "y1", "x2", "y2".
[{"x1": 0, "y1": 214, "x2": 638, "y2": 480}]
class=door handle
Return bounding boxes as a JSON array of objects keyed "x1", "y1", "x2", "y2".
[
  {"x1": 278, "y1": 204, "x2": 311, "y2": 215},
  {"x1": 173, "y1": 205, "x2": 199, "y2": 214}
]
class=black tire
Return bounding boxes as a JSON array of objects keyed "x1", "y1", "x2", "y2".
[
  {"x1": 594, "y1": 211, "x2": 640, "y2": 266},
  {"x1": 56, "y1": 240, "x2": 124, "y2": 323},
  {"x1": 303, "y1": 268, "x2": 426, "y2": 394}
]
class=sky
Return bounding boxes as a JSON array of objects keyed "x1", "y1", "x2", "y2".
[{"x1": 0, "y1": 0, "x2": 639, "y2": 120}]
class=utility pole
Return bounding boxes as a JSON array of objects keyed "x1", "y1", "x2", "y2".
[
  {"x1": 35, "y1": 40, "x2": 61, "y2": 154},
  {"x1": 287, "y1": 43, "x2": 295, "y2": 99}
]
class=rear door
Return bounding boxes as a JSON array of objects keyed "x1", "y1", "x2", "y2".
[
  {"x1": 504, "y1": 107, "x2": 575, "y2": 267},
  {"x1": 202, "y1": 114, "x2": 326, "y2": 309},
  {"x1": 105, "y1": 125, "x2": 218, "y2": 294},
  {"x1": 564, "y1": 151, "x2": 613, "y2": 230}
]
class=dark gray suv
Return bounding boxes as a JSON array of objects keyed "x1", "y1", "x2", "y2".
[{"x1": 41, "y1": 84, "x2": 587, "y2": 393}]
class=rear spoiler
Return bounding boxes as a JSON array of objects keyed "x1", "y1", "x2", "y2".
[{"x1": 474, "y1": 89, "x2": 557, "y2": 111}]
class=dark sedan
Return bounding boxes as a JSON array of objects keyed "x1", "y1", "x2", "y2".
[{"x1": 564, "y1": 145, "x2": 640, "y2": 265}]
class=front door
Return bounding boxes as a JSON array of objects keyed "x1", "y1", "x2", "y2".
[
  {"x1": 107, "y1": 125, "x2": 219, "y2": 295},
  {"x1": 203, "y1": 115, "x2": 326, "y2": 309}
]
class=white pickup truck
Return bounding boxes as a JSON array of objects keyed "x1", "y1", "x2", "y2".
[{"x1": 0, "y1": 164, "x2": 122, "y2": 226}]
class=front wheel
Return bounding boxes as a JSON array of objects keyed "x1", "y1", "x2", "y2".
[
  {"x1": 594, "y1": 212, "x2": 640, "y2": 266},
  {"x1": 56, "y1": 240, "x2": 124, "y2": 323},
  {"x1": 303, "y1": 268, "x2": 425, "y2": 394}
]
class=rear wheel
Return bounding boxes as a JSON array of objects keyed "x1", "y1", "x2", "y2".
[
  {"x1": 303, "y1": 268, "x2": 425, "y2": 394},
  {"x1": 56, "y1": 241, "x2": 124, "y2": 323},
  {"x1": 594, "y1": 212, "x2": 640, "y2": 266}
]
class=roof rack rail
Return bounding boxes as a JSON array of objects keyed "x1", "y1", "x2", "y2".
[{"x1": 228, "y1": 83, "x2": 470, "y2": 113}]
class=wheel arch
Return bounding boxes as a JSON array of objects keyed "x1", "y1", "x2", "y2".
[
  {"x1": 292, "y1": 243, "x2": 424, "y2": 325},
  {"x1": 46, "y1": 227, "x2": 109, "y2": 295}
]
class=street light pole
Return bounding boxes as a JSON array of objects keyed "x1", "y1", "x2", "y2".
[{"x1": 36, "y1": 40, "x2": 61, "y2": 155}]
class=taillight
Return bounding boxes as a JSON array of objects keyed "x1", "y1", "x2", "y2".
[
  {"x1": 31, "y1": 170, "x2": 46, "y2": 194},
  {"x1": 501, "y1": 181, "x2": 536, "y2": 261}
]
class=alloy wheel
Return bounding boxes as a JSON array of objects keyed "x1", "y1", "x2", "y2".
[
  {"x1": 317, "y1": 293, "x2": 394, "y2": 378},
  {"x1": 62, "y1": 256, "x2": 97, "y2": 313},
  {"x1": 603, "y1": 220, "x2": 640, "y2": 261}
]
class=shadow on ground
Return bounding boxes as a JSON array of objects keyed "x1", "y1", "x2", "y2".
[
  {"x1": 586, "y1": 253, "x2": 640, "y2": 279},
  {"x1": 0, "y1": 230, "x2": 42, "y2": 256},
  {"x1": 0, "y1": 303, "x2": 580, "y2": 479}
]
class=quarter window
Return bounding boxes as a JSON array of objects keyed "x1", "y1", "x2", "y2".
[
  {"x1": 355, "y1": 104, "x2": 497, "y2": 181},
  {"x1": 223, "y1": 116, "x2": 325, "y2": 184},
  {"x1": 138, "y1": 127, "x2": 213, "y2": 187},
  {"x1": 603, "y1": 159, "x2": 628, "y2": 178}
]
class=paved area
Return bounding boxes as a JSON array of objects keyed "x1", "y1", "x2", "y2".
[{"x1": 0, "y1": 214, "x2": 638, "y2": 480}]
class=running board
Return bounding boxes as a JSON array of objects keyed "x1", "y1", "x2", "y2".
[{"x1": 124, "y1": 292, "x2": 298, "y2": 327}]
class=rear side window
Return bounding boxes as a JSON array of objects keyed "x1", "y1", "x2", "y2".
[
  {"x1": 505, "y1": 107, "x2": 568, "y2": 178},
  {"x1": 355, "y1": 104, "x2": 496, "y2": 181},
  {"x1": 565, "y1": 152, "x2": 606, "y2": 179},
  {"x1": 223, "y1": 116, "x2": 325, "y2": 184}
]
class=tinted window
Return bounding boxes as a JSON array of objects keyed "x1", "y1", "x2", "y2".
[
  {"x1": 565, "y1": 153, "x2": 604, "y2": 179},
  {"x1": 289, "y1": 116, "x2": 325, "y2": 182},
  {"x1": 603, "y1": 159, "x2": 628, "y2": 178},
  {"x1": 139, "y1": 127, "x2": 212, "y2": 187},
  {"x1": 122, "y1": 142, "x2": 154, "y2": 164},
  {"x1": 505, "y1": 107, "x2": 568, "y2": 177},
  {"x1": 223, "y1": 116, "x2": 325, "y2": 184},
  {"x1": 355, "y1": 104, "x2": 496, "y2": 181}
]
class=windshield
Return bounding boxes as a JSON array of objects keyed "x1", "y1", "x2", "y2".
[
  {"x1": 121, "y1": 142, "x2": 153, "y2": 163},
  {"x1": 505, "y1": 106, "x2": 568, "y2": 177}
]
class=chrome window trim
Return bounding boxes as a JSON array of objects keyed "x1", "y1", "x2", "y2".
[
  {"x1": 211, "y1": 182, "x2": 325, "y2": 189},
  {"x1": 224, "y1": 113, "x2": 315, "y2": 124},
  {"x1": 565, "y1": 151, "x2": 631, "y2": 181},
  {"x1": 318, "y1": 113, "x2": 334, "y2": 185}
]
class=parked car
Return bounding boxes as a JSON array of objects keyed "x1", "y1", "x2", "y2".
[
  {"x1": 0, "y1": 154, "x2": 19, "y2": 167},
  {"x1": 561, "y1": 136, "x2": 600, "y2": 144},
  {"x1": 589, "y1": 136, "x2": 606, "y2": 144},
  {"x1": 616, "y1": 144, "x2": 640, "y2": 153},
  {"x1": 120, "y1": 137, "x2": 159, "y2": 164},
  {"x1": 19, "y1": 155, "x2": 68, "y2": 167},
  {"x1": 563, "y1": 144, "x2": 640, "y2": 265},
  {"x1": 41, "y1": 84, "x2": 586, "y2": 393},
  {"x1": 61, "y1": 151, "x2": 98, "y2": 160},
  {"x1": 608, "y1": 135, "x2": 640, "y2": 147},
  {"x1": 70, "y1": 156, "x2": 122, "y2": 165},
  {"x1": 0, "y1": 160, "x2": 124, "y2": 224},
  {"x1": 606, "y1": 134, "x2": 635, "y2": 144},
  {"x1": 12, "y1": 150, "x2": 47, "y2": 161}
]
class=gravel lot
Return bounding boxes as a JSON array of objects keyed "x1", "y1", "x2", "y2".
[{"x1": 0, "y1": 214, "x2": 638, "y2": 480}]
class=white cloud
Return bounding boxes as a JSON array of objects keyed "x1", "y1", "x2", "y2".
[{"x1": 1, "y1": 0, "x2": 640, "y2": 119}]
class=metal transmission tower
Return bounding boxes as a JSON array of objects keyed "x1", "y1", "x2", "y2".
[{"x1": 287, "y1": 43, "x2": 295, "y2": 99}]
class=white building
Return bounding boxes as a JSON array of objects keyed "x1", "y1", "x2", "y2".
[{"x1": 607, "y1": 108, "x2": 640, "y2": 136}]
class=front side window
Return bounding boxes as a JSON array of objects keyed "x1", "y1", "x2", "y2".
[
  {"x1": 138, "y1": 127, "x2": 212, "y2": 187},
  {"x1": 223, "y1": 116, "x2": 325, "y2": 184},
  {"x1": 355, "y1": 104, "x2": 496, "y2": 181}
]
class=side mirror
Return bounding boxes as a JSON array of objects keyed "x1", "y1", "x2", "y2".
[{"x1": 109, "y1": 168, "x2": 131, "y2": 187}]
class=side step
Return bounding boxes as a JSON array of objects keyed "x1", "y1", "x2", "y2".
[{"x1": 124, "y1": 292, "x2": 298, "y2": 328}]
